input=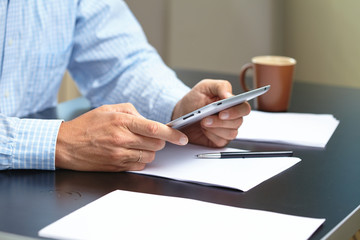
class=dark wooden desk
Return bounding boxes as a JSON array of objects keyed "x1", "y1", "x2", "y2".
[{"x1": 0, "y1": 70, "x2": 359, "y2": 239}]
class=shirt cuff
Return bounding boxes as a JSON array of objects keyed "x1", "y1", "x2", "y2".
[
  {"x1": 152, "y1": 84, "x2": 190, "y2": 124},
  {"x1": 12, "y1": 118, "x2": 62, "y2": 170}
]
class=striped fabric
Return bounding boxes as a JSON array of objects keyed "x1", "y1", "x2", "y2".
[{"x1": 0, "y1": 0, "x2": 190, "y2": 170}]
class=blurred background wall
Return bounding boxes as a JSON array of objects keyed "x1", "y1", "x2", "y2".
[
  {"x1": 58, "y1": 0, "x2": 360, "y2": 102},
  {"x1": 283, "y1": 0, "x2": 360, "y2": 89}
]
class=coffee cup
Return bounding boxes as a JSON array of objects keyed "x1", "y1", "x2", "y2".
[{"x1": 240, "y1": 56, "x2": 296, "y2": 112}]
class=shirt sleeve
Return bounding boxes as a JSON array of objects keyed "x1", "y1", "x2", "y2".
[
  {"x1": 0, "y1": 113, "x2": 62, "y2": 170},
  {"x1": 68, "y1": 0, "x2": 190, "y2": 124}
]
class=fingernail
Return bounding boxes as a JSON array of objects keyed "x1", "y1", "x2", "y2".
[
  {"x1": 220, "y1": 111, "x2": 229, "y2": 120},
  {"x1": 204, "y1": 118, "x2": 213, "y2": 126},
  {"x1": 179, "y1": 136, "x2": 188, "y2": 145}
]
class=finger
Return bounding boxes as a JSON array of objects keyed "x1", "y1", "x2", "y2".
[
  {"x1": 204, "y1": 80, "x2": 233, "y2": 99},
  {"x1": 127, "y1": 117, "x2": 188, "y2": 146},
  {"x1": 125, "y1": 149, "x2": 156, "y2": 164},
  {"x1": 204, "y1": 126, "x2": 239, "y2": 141},
  {"x1": 82, "y1": 157, "x2": 147, "y2": 172},
  {"x1": 218, "y1": 102, "x2": 251, "y2": 120},
  {"x1": 126, "y1": 162, "x2": 147, "y2": 171},
  {"x1": 109, "y1": 161, "x2": 147, "y2": 172},
  {"x1": 202, "y1": 116, "x2": 244, "y2": 130},
  {"x1": 103, "y1": 149, "x2": 154, "y2": 172},
  {"x1": 201, "y1": 128, "x2": 230, "y2": 147},
  {"x1": 118, "y1": 131, "x2": 167, "y2": 151},
  {"x1": 119, "y1": 149, "x2": 157, "y2": 171}
]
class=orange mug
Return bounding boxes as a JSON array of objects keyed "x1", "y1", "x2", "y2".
[{"x1": 240, "y1": 56, "x2": 296, "y2": 112}]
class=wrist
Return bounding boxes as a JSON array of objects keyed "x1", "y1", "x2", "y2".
[{"x1": 55, "y1": 121, "x2": 72, "y2": 169}]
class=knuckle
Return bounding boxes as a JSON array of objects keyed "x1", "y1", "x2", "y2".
[
  {"x1": 115, "y1": 114, "x2": 136, "y2": 131},
  {"x1": 221, "y1": 79, "x2": 231, "y2": 87},
  {"x1": 124, "y1": 102, "x2": 135, "y2": 110},
  {"x1": 128, "y1": 115, "x2": 137, "y2": 128},
  {"x1": 146, "y1": 122, "x2": 159, "y2": 135},
  {"x1": 109, "y1": 113, "x2": 125, "y2": 127},
  {"x1": 133, "y1": 164, "x2": 146, "y2": 171},
  {"x1": 123, "y1": 103, "x2": 139, "y2": 115},
  {"x1": 199, "y1": 79, "x2": 210, "y2": 84},
  {"x1": 99, "y1": 104, "x2": 112, "y2": 112},
  {"x1": 110, "y1": 132, "x2": 126, "y2": 146},
  {"x1": 228, "y1": 129, "x2": 239, "y2": 139},
  {"x1": 237, "y1": 117, "x2": 244, "y2": 127},
  {"x1": 111, "y1": 132, "x2": 122, "y2": 145},
  {"x1": 108, "y1": 149, "x2": 123, "y2": 161},
  {"x1": 213, "y1": 139, "x2": 228, "y2": 148},
  {"x1": 111, "y1": 132, "x2": 139, "y2": 147},
  {"x1": 221, "y1": 80, "x2": 232, "y2": 92}
]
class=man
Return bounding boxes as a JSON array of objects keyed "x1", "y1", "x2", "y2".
[{"x1": 0, "y1": 0, "x2": 250, "y2": 171}]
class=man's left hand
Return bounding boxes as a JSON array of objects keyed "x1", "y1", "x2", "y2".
[{"x1": 172, "y1": 79, "x2": 251, "y2": 147}]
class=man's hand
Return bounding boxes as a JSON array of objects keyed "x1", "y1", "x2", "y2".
[
  {"x1": 55, "y1": 103, "x2": 188, "y2": 172},
  {"x1": 172, "y1": 79, "x2": 251, "y2": 147}
]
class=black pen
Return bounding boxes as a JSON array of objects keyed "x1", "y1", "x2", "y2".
[{"x1": 196, "y1": 151, "x2": 293, "y2": 159}]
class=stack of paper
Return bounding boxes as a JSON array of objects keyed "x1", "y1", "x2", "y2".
[
  {"x1": 39, "y1": 190, "x2": 325, "y2": 240},
  {"x1": 132, "y1": 143, "x2": 300, "y2": 191},
  {"x1": 236, "y1": 110, "x2": 339, "y2": 148}
]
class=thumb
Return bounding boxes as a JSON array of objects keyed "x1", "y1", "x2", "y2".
[{"x1": 207, "y1": 80, "x2": 233, "y2": 99}]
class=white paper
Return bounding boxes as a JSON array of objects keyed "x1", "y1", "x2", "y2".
[
  {"x1": 39, "y1": 190, "x2": 325, "y2": 240},
  {"x1": 132, "y1": 143, "x2": 300, "y2": 192},
  {"x1": 236, "y1": 110, "x2": 339, "y2": 148}
]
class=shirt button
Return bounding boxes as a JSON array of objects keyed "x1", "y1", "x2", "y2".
[
  {"x1": 8, "y1": 39, "x2": 13, "y2": 46},
  {"x1": 4, "y1": 91, "x2": 9, "y2": 98}
]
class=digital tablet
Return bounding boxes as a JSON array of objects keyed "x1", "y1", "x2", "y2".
[{"x1": 167, "y1": 85, "x2": 270, "y2": 129}]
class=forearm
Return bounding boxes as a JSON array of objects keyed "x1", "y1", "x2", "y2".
[{"x1": 67, "y1": 0, "x2": 190, "y2": 124}]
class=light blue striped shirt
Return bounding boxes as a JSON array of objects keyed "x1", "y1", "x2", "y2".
[{"x1": 0, "y1": 0, "x2": 190, "y2": 170}]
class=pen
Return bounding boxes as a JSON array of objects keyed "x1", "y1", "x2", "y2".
[{"x1": 196, "y1": 151, "x2": 293, "y2": 159}]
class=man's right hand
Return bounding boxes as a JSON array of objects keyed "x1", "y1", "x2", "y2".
[{"x1": 55, "y1": 103, "x2": 188, "y2": 172}]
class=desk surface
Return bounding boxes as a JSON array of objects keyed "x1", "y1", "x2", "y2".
[{"x1": 1, "y1": 70, "x2": 360, "y2": 240}]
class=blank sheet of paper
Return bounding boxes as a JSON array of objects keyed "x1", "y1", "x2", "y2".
[
  {"x1": 132, "y1": 143, "x2": 300, "y2": 191},
  {"x1": 39, "y1": 190, "x2": 325, "y2": 240},
  {"x1": 236, "y1": 110, "x2": 339, "y2": 148}
]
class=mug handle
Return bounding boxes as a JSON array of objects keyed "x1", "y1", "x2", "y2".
[{"x1": 239, "y1": 63, "x2": 253, "y2": 92}]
